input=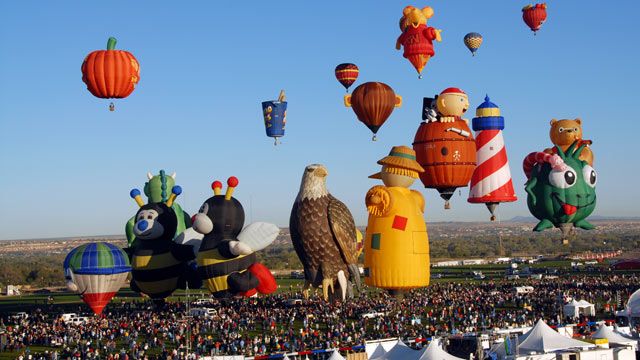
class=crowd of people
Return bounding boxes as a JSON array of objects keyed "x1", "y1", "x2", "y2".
[{"x1": 1, "y1": 273, "x2": 638, "y2": 360}]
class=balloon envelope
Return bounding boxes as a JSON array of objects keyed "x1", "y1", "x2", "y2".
[
  {"x1": 64, "y1": 242, "x2": 131, "y2": 314},
  {"x1": 522, "y1": 4, "x2": 547, "y2": 33},
  {"x1": 346, "y1": 82, "x2": 401, "y2": 138},
  {"x1": 334, "y1": 63, "x2": 359, "y2": 91},
  {"x1": 463, "y1": 32, "x2": 483, "y2": 55}
]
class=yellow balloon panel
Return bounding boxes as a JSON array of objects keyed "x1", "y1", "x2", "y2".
[{"x1": 364, "y1": 186, "x2": 430, "y2": 290}]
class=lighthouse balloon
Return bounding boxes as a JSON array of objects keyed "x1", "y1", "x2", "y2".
[{"x1": 467, "y1": 96, "x2": 517, "y2": 220}]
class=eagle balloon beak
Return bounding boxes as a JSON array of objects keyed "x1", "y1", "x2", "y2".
[{"x1": 314, "y1": 168, "x2": 328, "y2": 178}]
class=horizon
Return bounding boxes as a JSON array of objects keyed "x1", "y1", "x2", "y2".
[{"x1": 1, "y1": 1, "x2": 639, "y2": 240}]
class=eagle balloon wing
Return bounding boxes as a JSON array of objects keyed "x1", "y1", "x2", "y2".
[
  {"x1": 327, "y1": 195, "x2": 358, "y2": 265},
  {"x1": 289, "y1": 201, "x2": 309, "y2": 269}
]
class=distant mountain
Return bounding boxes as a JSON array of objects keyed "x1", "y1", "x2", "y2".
[{"x1": 507, "y1": 215, "x2": 640, "y2": 222}]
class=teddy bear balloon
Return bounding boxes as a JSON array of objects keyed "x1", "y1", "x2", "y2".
[
  {"x1": 396, "y1": 5, "x2": 442, "y2": 78},
  {"x1": 544, "y1": 118, "x2": 594, "y2": 166}
]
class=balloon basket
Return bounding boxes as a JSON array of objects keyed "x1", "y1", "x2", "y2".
[
  {"x1": 444, "y1": 201, "x2": 451, "y2": 210},
  {"x1": 372, "y1": 134, "x2": 377, "y2": 141},
  {"x1": 274, "y1": 138, "x2": 280, "y2": 146},
  {"x1": 490, "y1": 215, "x2": 496, "y2": 222},
  {"x1": 109, "y1": 102, "x2": 115, "y2": 112},
  {"x1": 418, "y1": 74, "x2": 423, "y2": 79}
]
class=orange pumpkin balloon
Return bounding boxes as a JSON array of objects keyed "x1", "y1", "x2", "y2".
[
  {"x1": 413, "y1": 120, "x2": 476, "y2": 208},
  {"x1": 81, "y1": 37, "x2": 140, "y2": 107},
  {"x1": 344, "y1": 82, "x2": 402, "y2": 140}
]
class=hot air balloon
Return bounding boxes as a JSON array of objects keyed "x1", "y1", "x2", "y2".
[
  {"x1": 81, "y1": 37, "x2": 140, "y2": 111},
  {"x1": 344, "y1": 82, "x2": 402, "y2": 141},
  {"x1": 522, "y1": 3, "x2": 547, "y2": 35},
  {"x1": 523, "y1": 143, "x2": 597, "y2": 244},
  {"x1": 413, "y1": 88, "x2": 476, "y2": 209},
  {"x1": 125, "y1": 170, "x2": 192, "y2": 247},
  {"x1": 262, "y1": 90, "x2": 287, "y2": 145},
  {"x1": 334, "y1": 63, "x2": 359, "y2": 92},
  {"x1": 64, "y1": 242, "x2": 131, "y2": 315},
  {"x1": 463, "y1": 32, "x2": 483, "y2": 56},
  {"x1": 467, "y1": 96, "x2": 517, "y2": 220},
  {"x1": 396, "y1": 6, "x2": 442, "y2": 78}
]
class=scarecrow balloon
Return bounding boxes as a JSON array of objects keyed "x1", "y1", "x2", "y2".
[
  {"x1": 413, "y1": 88, "x2": 476, "y2": 209},
  {"x1": 463, "y1": 32, "x2": 483, "y2": 56},
  {"x1": 262, "y1": 90, "x2": 287, "y2": 145},
  {"x1": 468, "y1": 96, "x2": 517, "y2": 220},
  {"x1": 344, "y1": 82, "x2": 402, "y2": 141},
  {"x1": 334, "y1": 63, "x2": 359, "y2": 92},
  {"x1": 523, "y1": 143, "x2": 597, "y2": 244},
  {"x1": 64, "y1": 242, "x2": 131, "y2": 315},
  {"x1": 364, "y1": 146, "x2": 430, "y2": 297},
  {"x1": 81, "y1": 37, "x2": 140, "y2": 111},
  {"x1": 125, "y1": 170, "x2": 191, "y2": 247},
  {"x1": 396, "y1": 5, "x2": 442, "y2": 78},
  {"x1": 522, "y1": 3, "x2": 547, "y2": 35},
  {"x1": 192, "y1": 177, "x2": 279, "y2": 298}
]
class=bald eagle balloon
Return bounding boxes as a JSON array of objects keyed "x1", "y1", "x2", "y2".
[
  {"x1": 290, "y1": 164, "x2": 362, "y2": 302},
  {"x1": 523, "y1": 141, "x2": 597, "y2": 244}
]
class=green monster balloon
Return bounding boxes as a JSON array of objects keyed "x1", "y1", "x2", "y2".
[
  {"x1": 125, "y1": 170, "x2": 191, "y2": 246},
  {"x1": 523, "y1": 142, "x2": 597, "y2": 244}
]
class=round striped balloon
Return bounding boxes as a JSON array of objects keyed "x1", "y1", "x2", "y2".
[{"x1": 64, "y1": 242, "x2": 131, "y2": 314}]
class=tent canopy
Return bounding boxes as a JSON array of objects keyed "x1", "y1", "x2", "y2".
[
  {"x1": 518, "y1": 319, "x2": 595, "y2": 354},
  {"x1": 327, "y1": 350, "x2": 346, "y2": 360},
  {"x1": 373, "y1": 341, "x2": 420, "y2": 360},
  {"x1": 564, "y1": 300, "x2": 595, "y2": 318},
  {"x1": 591, "y1": 325, "x2": 637, "y2": 345},
  {"x1": 417, "y1": 339, "x2": 465, "y2": 360},
  {"x1": 366, "y1": 339, "x2": 399, "y2": 359},
  {"x1": 627, "y1": 288, "x2": 640, "y2": 317}
]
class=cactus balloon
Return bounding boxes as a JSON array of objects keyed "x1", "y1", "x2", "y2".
[
  {"x1": 125, "y1": 170, "x2": 191, "y2": 246},
  {"x1": 523, "y1": 142, "x2": 597, "y2": 244}
]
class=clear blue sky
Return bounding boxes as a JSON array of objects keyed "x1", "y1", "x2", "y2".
[{"x1": 1, "y1": 1, "x2": 638, "y2": 240}]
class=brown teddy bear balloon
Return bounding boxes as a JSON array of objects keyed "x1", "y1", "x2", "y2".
[{"x1": 544, "y1": 118, "x2": 594, "y2": 165}]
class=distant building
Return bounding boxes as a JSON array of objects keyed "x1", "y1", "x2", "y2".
[
  {"x1": 434, "y1": 260, "x2": 461, "y2": 267},
  {"x1": 461, "y1": 259, "x2": 487, "y2": 265},
  {"x1": 4, "y1": 285, "x2": 20, "y2": 296}
]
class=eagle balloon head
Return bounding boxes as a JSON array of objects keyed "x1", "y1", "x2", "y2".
[
  {"x1": 133, "y1": 203, "x2": 177, "y2": 242},
  {"x1": 297, "y1": 164, "x2": 329, "y2": 201},
  {"x1": 193, "y1": 178, "x2": 245, "y2": 241}
]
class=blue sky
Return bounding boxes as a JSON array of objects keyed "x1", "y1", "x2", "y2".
[{"x1": 1, "y1": 1, "x2": 638, "y2": 240}]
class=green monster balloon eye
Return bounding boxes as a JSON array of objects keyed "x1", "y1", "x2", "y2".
[{"x1": 548, "y1": 168, "x2": 576, "y2": 189}]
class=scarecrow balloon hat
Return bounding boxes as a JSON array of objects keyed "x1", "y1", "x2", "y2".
[{"x1": 369, "y1": 145, "x2": 425, "y2": 179}]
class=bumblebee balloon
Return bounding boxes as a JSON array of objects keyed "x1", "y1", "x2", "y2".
[
  {"x1": 125, "y1": 170, "x2": 191, "y2": 247},
  {"x1": 523, "y1": 142, "x2": 597, "y2": 244},
  {"x1": 193, "y1": 177, "x2": 279, "y2": 298},
  {"x1": 126, "y1": 186, "x2": 200, "y2": 300}
]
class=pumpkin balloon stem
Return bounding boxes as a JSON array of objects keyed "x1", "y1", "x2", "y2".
[
  {"x1": 109, "y1": 102, "x2": 115, "y2": 111},
  {"x1": 107, "y1": 37, "x2": 117, "y2": 50}
]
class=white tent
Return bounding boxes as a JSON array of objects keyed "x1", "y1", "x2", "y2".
[
  {"x1": 417, "y1": 339, "x2": 465, "y2": 360},
  {"x1": 327, "y1": 349, "x2": 345, "y2": 360},
  {"x1": 488, "y1": 319, "x2": 595, "y2": 359},
  {"x1": 518, "y1": 319, "x2": 595, "y2": 353},
  {"x1": 591, "y1": 325, "x2": 637, "y2": 349},
  {"x1": 564, "y1": 299, "x2": 595, "y2": 318},
  {"x1": 365, "y1": 339, "x2": 399, "y2": 359},
  {"x1": 626, "y1": 288, "x2": 640, "y2": 317},
  {"x1": 372, "y1": 340, "x2": 421, "y2": 360}
]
